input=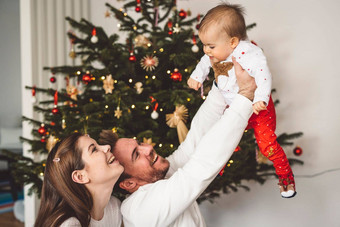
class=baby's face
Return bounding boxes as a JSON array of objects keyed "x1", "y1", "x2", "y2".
[{"x1": 199, "y1": 26, "x2": 234, "y2": 63}]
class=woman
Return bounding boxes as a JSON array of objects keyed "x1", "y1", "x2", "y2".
[{"x1": 34, "y1": 132, "x2": 124, "y2": 227}]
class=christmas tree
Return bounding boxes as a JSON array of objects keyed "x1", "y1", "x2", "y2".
[{"x1": 4, "y1": 0, "x2": 303, "y2": 201}]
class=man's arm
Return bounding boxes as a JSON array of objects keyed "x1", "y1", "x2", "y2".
[
  {"x1": 166, "y1": 83, "x2": 227, "y2": 176},
  {"x1": 121, "y1": 59, "x2": 256, "y2": 226}
]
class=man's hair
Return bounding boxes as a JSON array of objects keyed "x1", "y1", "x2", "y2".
[
  {"x1": 199, "y1": 2, "x2": 248, "y2": 40},
  {"x1": 99, "y1": 130, "x2": 131, "y2": 195}
]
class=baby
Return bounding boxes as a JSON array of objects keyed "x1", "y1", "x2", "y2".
[{"x1": 188, "y1": 3, "x2": 296, "y2": 198}]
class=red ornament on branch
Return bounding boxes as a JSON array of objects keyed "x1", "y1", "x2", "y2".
[
  {"x1": 38, "y1": 124, "x2": 47, "y2": 135},
  {"x1": 293, "y1": 146, "x2": 303, "y2": 156},
  {"x1": 82, "y1": 71, "x2": 92, "y2": 84},
  {"x1": 167, "y1": 20, "x2": 173, "y2": 35},
  {"x1": 91, "y1": 28, "x2": 98, "y2": 43},
  {"x1": 170, "y1": 68, "x2": 182, "y2": 82},
  {"x1": 129, "y1": 52, "x2": 137, "y2": 62},
  {"x1": 52, "y1": 91, "x2": 59, "y2": 115},
  {"x1": 179, "y1": 9, "x2": 187, "y2": 19},
  {"x1": 234, "y1": 146, "x2": 241, "y2": 152}
]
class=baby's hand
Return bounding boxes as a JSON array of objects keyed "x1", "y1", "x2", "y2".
[
  {"x1": 187, "y1": 78, "x2": 202, "y2": 91},
  {"x1": 253, "y1": 101, "x2": 267, "y2": 115}
]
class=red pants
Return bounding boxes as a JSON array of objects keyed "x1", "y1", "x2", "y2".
[{"x1": 246, "y1": 97, "x2": 295, "y2": 186}]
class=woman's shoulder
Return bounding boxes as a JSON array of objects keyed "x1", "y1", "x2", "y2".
[
  {"x1": 60, "y1": 217, "x2": 81, "y2": 226},
  {"x1": 109, "y1": 196, "x2": 122, "y2": 207}
]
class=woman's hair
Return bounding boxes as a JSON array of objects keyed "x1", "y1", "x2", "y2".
[
  {"x1": 199, "y1": 3, "x2": 248, "y2": 40},
  {"x1": 34, "y1": 133, "x2": 93, "y2": 227}
]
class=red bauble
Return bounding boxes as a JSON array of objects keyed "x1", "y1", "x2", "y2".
[
  {"x1": 168, "y1": 30, "x2": 173, "y2": 35},
  {"x1": 234, "y1": 146, "x2": 241, "y2": 152},
  {"x1": 50, "y1": 122, "x2": 56, "y2": 126},
  {"x1": 293, "y1": 146, "x2": 303, "y2": 156},
  {"x1": 170, "y1": 69, "x2": 182, "y2": 82},
  {"x1": 41, "y1": 137, "x2": 46, "y2": 143},
  {"x1": 82, "y1": 71, "x2": 92, "y2": 84},
  {"x1": 129, "y1": 55, "x2": 137, "y2": 62},
  {"x1": 52, "y1": 107, "x2": 59, "y2": 115},
  {"x1": 38, "y1": 125, "x2": 47, "y2": 135},
  {"x1": 179, "y1": 9, "x2": 187, "y2": 19},
  {"x1": 135, "y1": 5, "x2": 141, "y2": 12},
  {"x1": 195, "y1": 24, "x2": 200, "y2": 30},
  {"x1": 50, "y1": 76, "x2": 56, "y2": 83}
]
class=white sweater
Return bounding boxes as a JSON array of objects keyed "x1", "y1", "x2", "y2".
[
  {"x1": 190, "y1": 40, "x2": 272, "y2": 105},
  {"x1": 121, "y1": 84, "x2": 253, "y2": 227},
  {"x1": 60, "y1": 196, "x2": 122, "y2": 227}
]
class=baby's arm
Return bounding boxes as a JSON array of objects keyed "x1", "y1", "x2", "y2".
[
  {"x1": 253, "y1": 101, "x2": 267, "y2": 115},
  {"x1": 188, "y1": 55, "x2": 211, "y2": 90},
  {"x1": 187, "y1": 77, "x2": 202, "y2": 90}
]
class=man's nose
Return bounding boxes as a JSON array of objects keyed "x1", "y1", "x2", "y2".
[{"x1": 140, "y1": 145, "x2": 152, "y2": 156}]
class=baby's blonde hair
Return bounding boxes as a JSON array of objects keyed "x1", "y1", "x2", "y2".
[{"x1": 199, "y1": 3, "x2": 247, "y2": 40}]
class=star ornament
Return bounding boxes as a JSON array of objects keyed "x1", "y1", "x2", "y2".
[
  {"x1": 140, "y1": 55, "x2": 159, "y2": 71},
  {"x1": 103, "y1": 74, "x2": 114, "y2": 94},
  {"x1": 143, "y1": 137, "x2": 156, "y2": 147},
  {"x1": 114, "y1": 106, "x2": 123, "y2": 119},
  {"x1": 173, "y1": 23, "x2": 181, "y2": 33}
]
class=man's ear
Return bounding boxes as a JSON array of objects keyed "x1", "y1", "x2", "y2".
[
  {"x1": 119, "y1": 179, "x2": 138, "y2": 193},
  {"x1": 71, "y1": 170, "x2": 89, "y2": 184},
  {"x1": 230, "y1": 37, "x2": 240, "y2": 49}
]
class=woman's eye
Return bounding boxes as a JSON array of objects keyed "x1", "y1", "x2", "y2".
[{"x1": 92, "y1": 147, "x2": 98, "y2": 153}]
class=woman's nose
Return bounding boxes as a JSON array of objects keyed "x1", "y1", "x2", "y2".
[{"x1": 101, "y1": 145, "x2": 111, "y2": 153}]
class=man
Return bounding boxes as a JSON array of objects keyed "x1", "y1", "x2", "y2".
[{"x1": 100, "y1": 57, "x2": 256, "y2": 227}]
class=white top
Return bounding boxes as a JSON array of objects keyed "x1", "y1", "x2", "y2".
[
  {"x1": 60, "y1": 196, "x2": 122, "y2": 227},
  {"x1": 121, "y1": 84, "x2": 253, "y2": 227},
  {"x1": 190, "y1": 40, "x2": 272, "y2": 105}
]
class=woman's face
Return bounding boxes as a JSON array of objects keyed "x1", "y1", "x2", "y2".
[{"x1": 78, "y1": 135, "x2": 124, "y2": 186}]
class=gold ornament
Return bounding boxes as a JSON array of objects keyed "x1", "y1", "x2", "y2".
[
  {"x1": 140, "y1": 55, "x2": 159, "y2": 71},
  {"x1": 134, "y1": 34, "x2": 151, "y2": 48},
  {"x1": 105, "y1": 10, "x2": 111, "y2": 18},
  {"x1": 143, "y1": 137, "x2": 156, "y2": 147},
  {"x1": 256, "y1": 148, "x2": 268, "y2": 164},
  {"x1": 166, "y1": 105, "x2": 189, "y2": 143},
  {"x1": 69, "y1": 48, "x2": 76, "y2": 59},
  {"x1": 114, "y1": 106, "x2": 122, "y2": 119},
  {"x1": 66, "y1": 84, "x2": 78, "y2": 101},
  {"x1": 103, "y1": 74, "x2": 114, "y2": 94},
  {"x1": 46, "y1": 135, "x2": 59, "y2": 152},
  {"x1": 134, "y1": 82, "x2": 144, "y2": 94}
]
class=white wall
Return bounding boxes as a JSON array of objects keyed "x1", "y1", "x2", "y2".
[
  {"x1": 0, "y1": 0, "x2": 21, "y2": 128},
  {"x1": 91, "y1": 0, "x2": 340, "y2": 226}
]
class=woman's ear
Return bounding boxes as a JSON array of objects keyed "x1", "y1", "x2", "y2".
[
  {"x1": 72, "y1": 170, "x2": 89, "y2": 184},
  {"x1": 230, "y1": 37, "x2": 240, "y2": 49}
]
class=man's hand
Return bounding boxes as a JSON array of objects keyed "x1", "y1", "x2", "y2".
[
  {"x1": 253, "y1": 101, "x2": 267, "y2": 115},
  {"x1": 187, "y1": 77, "x2": 202, "y2": 91},
  {"x1": 232, "y1": 56, "x2": 256, "y2": 101}
]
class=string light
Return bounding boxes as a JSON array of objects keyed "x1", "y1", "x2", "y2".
[
  {"x1": 202, "y1": 96, "x2": 206, "y2": 100},
  {"x1": 101, "y1": 76, "x2": 106, "y2": 80},
  {"x1": 159, "y1": 48, "x2": 164, "y2": 52},
  {"x1": 159, "y1": 144, "x2": 163, "y2": 147},
  {"x1": 129, "y1": 79, "x2": 133, "y2": 83},
  {"x1": 133, "y1": 137, "x2": 137, "y2": 139},
  {"x1": 187, "y1": 98, "x2": 191, "y2": 102},
  {"x1": 167, "y1": 70, "x2": 171, "y2": 74},
  {"x1": 114, "y1": 80, "x2": 118, "y2": 83},
  {"x1": 170, "y1": 144, "x2": 174, "y2": 148},
  {"x1": 131, "y1": 104, "x2": 136, "y2": 109},
  {"x1": 76, "y1": 71, "x2": 81, "y2": 75},
  {"x1": 105, "y1": 105, "x2": 109, "y2": 109},
  {"x1": 145, "y1": 75, "x2": 149, "y2": 79},
  {"x1": 145, "y1": 106, "x2": 150, "y2": 110},
  {"x1": 229, "y1": 160, "x2": 234, "y2": 163},
  {"x1": 159, "y1": 108, "x2": 163, "y2": 112},
  {"x1": 152, "y1": 75, "x2": 156, "y2": 79},
  {"x1": 184, "y1": 68, "x2": 188, "y2": 72}
]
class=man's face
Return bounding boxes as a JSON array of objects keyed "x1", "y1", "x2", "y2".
[{"x1": 113, "y1": 138, "x2": 170, "y2": 185}]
